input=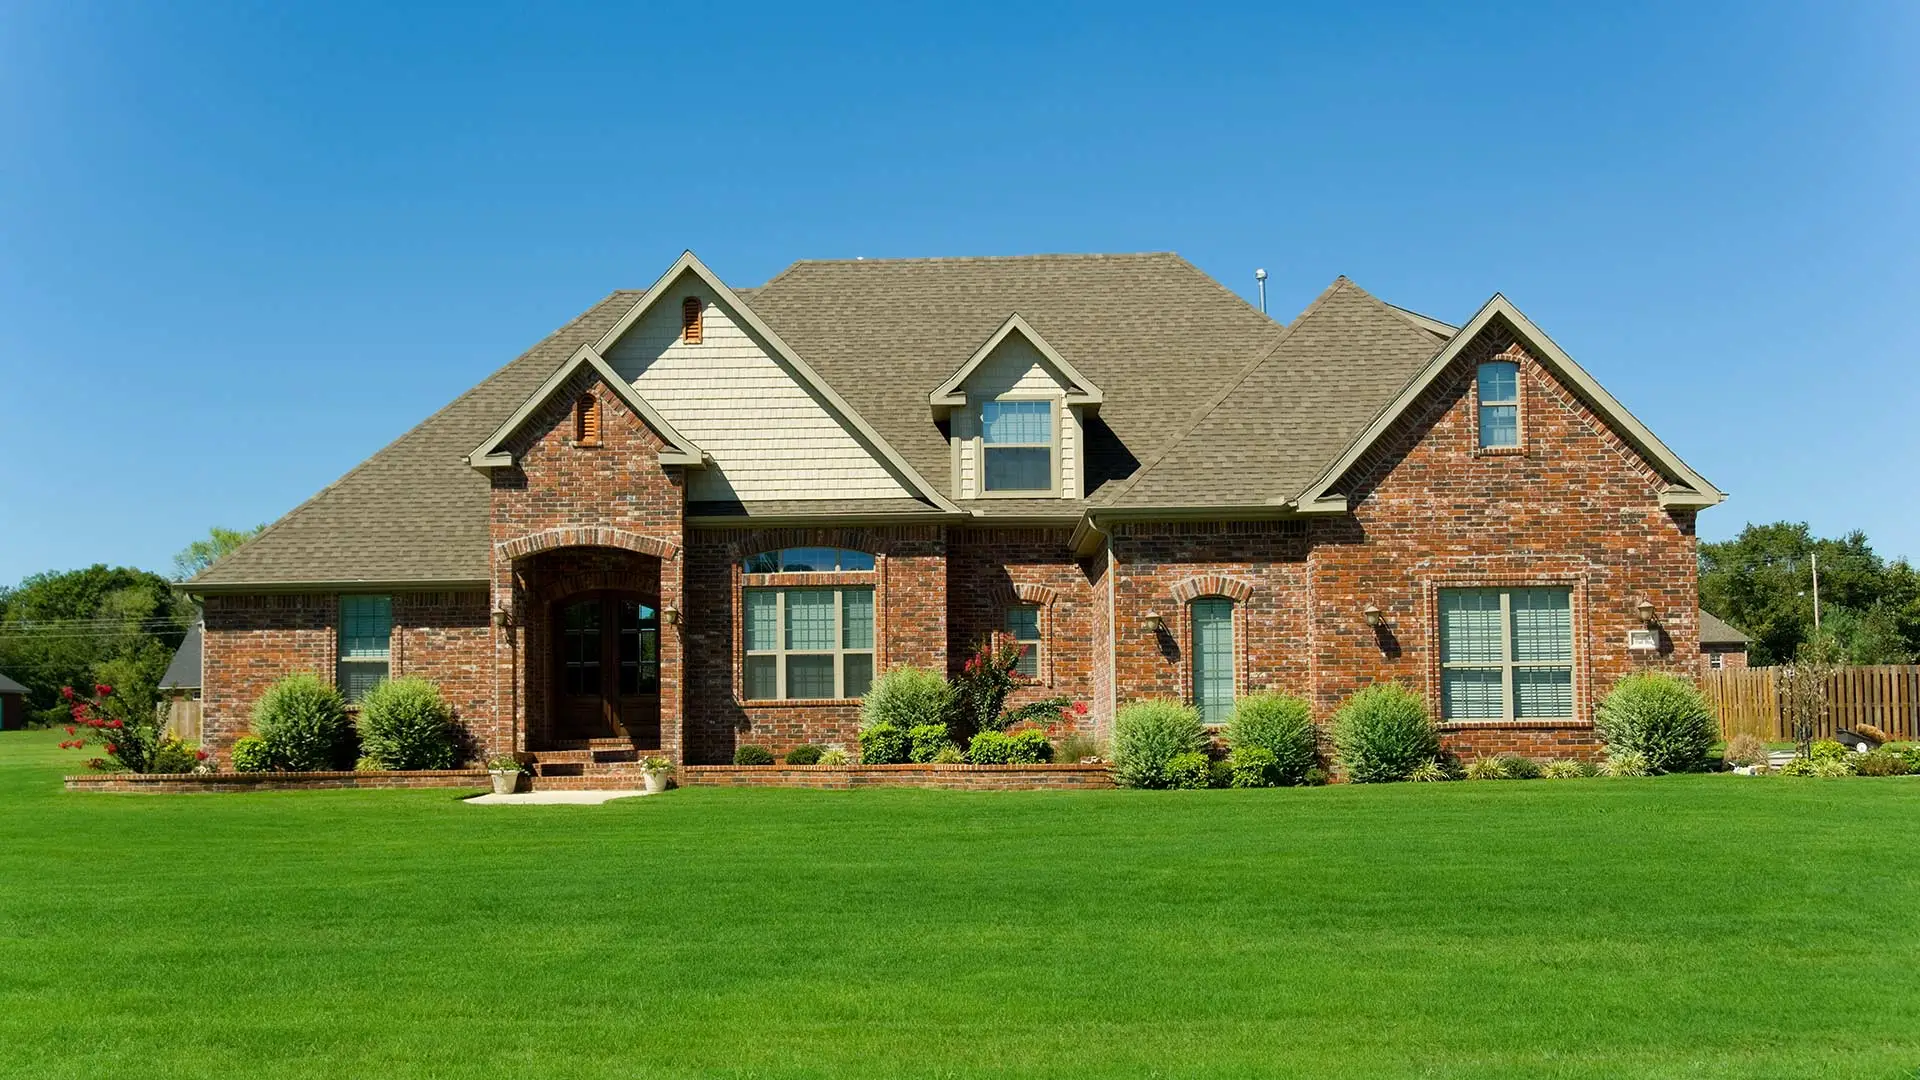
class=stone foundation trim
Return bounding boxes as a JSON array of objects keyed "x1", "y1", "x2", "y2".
[
  {"x1": 679, "y1": 763, "x2": 1114, "y2": 790},
  {"x1": 66, "y1": 770, "x2": 489, "y2": 793}
]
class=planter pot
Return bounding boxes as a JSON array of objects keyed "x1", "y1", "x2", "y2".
[
  {"x1": 643, "y1": 770, "x2": 669, "y2": 794},
  {"x1": 489, "y1": 769, "x2": 522, "y2": 795}
]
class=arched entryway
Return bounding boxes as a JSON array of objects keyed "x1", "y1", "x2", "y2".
[{"x1": 552, "y1": 591, "x2": 660, "y2": 746}]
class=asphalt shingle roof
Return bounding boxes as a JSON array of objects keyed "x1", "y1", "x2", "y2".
[
  {"x1": 159, "y1": 624, "x2": 203, "y2": 690},
  {"x1": 1699, "y1": 609, "x2": 1752, "y2": 647},
  {"x1": 0, "y1": 671, "x2": 27, "y2": 695}
]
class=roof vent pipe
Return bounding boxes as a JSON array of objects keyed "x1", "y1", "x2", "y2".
[{"x1": 1254, "y1": 268, "x2": 1268, "y2": 314}]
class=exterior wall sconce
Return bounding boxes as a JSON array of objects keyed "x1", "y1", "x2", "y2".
[
  {"x1": 661, "y1": 603, "x2": 683, "y2": 626},
  {"x1": 490, "y1": 608, "x2": 512, "y2": 629},
  {"x1": 1363, "y1": 605, "x2": 1385, "y2": 628},
  {"x1": 1635, "y1": 598, "x2": 1657, "y2": 626},
  {"x1": 1143, "y1": 612, "x2": 1166, "y2": 634}
]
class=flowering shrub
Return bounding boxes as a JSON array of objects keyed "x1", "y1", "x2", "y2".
[
  {"x1": 952, "y1": 638, "x2": 1070, "y2": 735},
  {"x1": 57, "y1": 683, "x2": 203, "y2": 774}
]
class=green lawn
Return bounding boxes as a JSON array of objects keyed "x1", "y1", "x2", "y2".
[{"x1": 2, "y1": 728, "x2": 1917, "y2": 1078}]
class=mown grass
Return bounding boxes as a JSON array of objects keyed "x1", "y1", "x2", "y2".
[{"x1": 2, "y1": 726, "x2": 1917, "y2": 1078}]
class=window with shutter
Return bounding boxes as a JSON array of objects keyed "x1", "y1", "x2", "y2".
[
  {"x1": 682, "y1": 296, "x2": 703, "y2": 344},
  {"x1": 575, "y1": 396, "x2": 601, "y2": 446}
]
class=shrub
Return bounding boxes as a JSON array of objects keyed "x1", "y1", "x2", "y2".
[
  {"x1": 1812, "y1": 757, "x2": 1856, "y2": 778},
  {"x1": 355, "y1": 756, "x2": 384, "y2": 772},
  {"x1": 931, "y1": 745, "x2": 965, "y2": 764},
  {"x1": 1542, "y1": 759, "x2": 1596, "y2": 779},
  {"x1": 1054, "y1": 731, "x2": 1106, "y2": 764},
  {"x1": 733, "y1": 745, "x2": 775, "y2": 766},
  {"x1": 1593, "y1": 673, "x2": 1716, "y2": 774},
  {"x1": 1895, "y1": 743, "x2": 1920, "y2": 773},
  {"x1": 1010, "y1": 728, "x2": 1053, "y2": 764},
  {"x1": 1111, "y1": 699, "x2": 1206, "y2": 789},
  {"x1": 1599, "y1": 750, "x2": 1651, "y2": 778},
  {"x1": 1227, "y1": 746, "x2": 1281, "y2": 788},
  {"x1": 1408, "y1": 760, "x2": 1455, "y2": 782},
  {"x1": 1330, "y1": 684, "x2": 1438, "y2": 783},
  {"x1": 858, "y1": 724, "x2": 908, "y2": 765},
  {"x1": 861, "y1": 665, "x2": 955, "y2": 733},
  {"x1": 784, "y1": 744, "x2": 824, "y2": 766},
  {"x1": 966, "y1": 729, "x2": 1050, "y2": 764},
  {"x1": 1723, "y1": 732, "x2": 1769, "y2": 769},
  {"x1": 252, "y1": 673, "x2": 355, "y2": 771},
  {"x1": 818, "y1": 749, "x2": 850, "y2": 766},
  {"x1": 1776, "y1": 756, "x2": 1817, "y2": 777},
  {"x1": 1856, "y1": 750, "x2": 1908, "y2": 777},
  {"x1": 355, "y1": 677, "x2": 457, "y2": 771},
  {"x1": 1807, "y1": 739, "x2": 1850, "y2": 763},
  {"x1": 1208, "y1": 759, "x2": 1233, "y2": 788},
  {"x1": 148, "y1": 739, "x2": 204, "y2": 775},
  {"x1": 56, "y1": 683, "x2": 169, "y2": 773},
  {"x1": 907, "y1": 724, "x2": 956, "y2": 764},
  {"x1": 1464, "y1": 757, "x2": 1505, "y2": 781},
  {"x1": 950, "y1": 640, "x2": 1066, "y2": 735},
  {"x1": 230, "y1": 736, "x2": 272, "y2": 773},
  {"x1": 1164, "y1": 751, "x2": 1213, "y2": 790},
  {"x1": 1302, "y1": 767, "x2": 1330, "y2": 786},
  {"x1": 1501, "y1": 755, "x2": 1543, "y2": 780},
  {"x1": 1224, "y1": 692, "x2": 1318, "y2": 785}
]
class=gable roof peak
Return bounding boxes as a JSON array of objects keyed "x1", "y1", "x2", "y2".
[
  {"x1": 928, "y1": 312, "x2": 1105, "y2": 414},
  {"x1": 467, "y1": 344, "x2": 705, "y2": 469}
]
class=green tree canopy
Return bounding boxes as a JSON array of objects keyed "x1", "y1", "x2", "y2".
[
  {"x1": 0, "y1": 566, "x2": 196, "y2": 726},
  {"x1": 172, "y1": 525, "x2": 265, "y2": 581},
  {"x1": 1700, "y1": 522, "x2": 1919, "y2": 665}
]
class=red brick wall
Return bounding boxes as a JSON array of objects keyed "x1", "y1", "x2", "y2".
[
  {"x1": 947, "y1": 527, "x2": 1099, "y2": 732},
  {"x1": 393, "y1": 591, "x2": 490, "y2": 732},
  {"x1": 1701, "y1": 646, "x2": 1747, "y2": 674},
  {"x1": 683, "y1": 525, "x2": 947, "y2": 764},
  {"x1": 201, "y1": 593, "x2": 335, "y2": 761}
]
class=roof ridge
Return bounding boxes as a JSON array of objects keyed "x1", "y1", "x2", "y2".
[
  {"x1": 769, "y1": 251, "x2": 1183, "y2": 271},
  {"x1": 1161, "y1": 252, "x2": 1285, "y2": 331},
  {"x1": 189, "y1": 292, "x2": 636, "y2": 585},
  {"x1": 1093, "y1": 277, "x2": 1353, "y2": 510}
]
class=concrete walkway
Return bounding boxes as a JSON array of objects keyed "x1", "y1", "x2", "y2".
[{"x1": 464, "y1": 790, "x2": 650, "y2": 805}]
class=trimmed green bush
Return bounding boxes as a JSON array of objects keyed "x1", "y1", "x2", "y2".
[
  {"x1": 1223, "y1": 692, "x2": 1318, "y2": 785},
  {"x1": 784, "y1": 744, "x2": 824, "y2": 766},
  {"x1": 356, "y1": 677, "x2": 458, "y2": 771},
  {"x1": 1594, "y1": 673, "x2": 1716, "y2": 774},
  {"x1": 733, "y1": 745, "x2": 775, "y2": 766},
  {"x1": 1008, "y1": 728, "x2": 1052, "y2": 764},
  {"x1": 1599, "y1": 750, "x2": 1651, "y2": 778},
  {"x1": 148, "y1": 739, "x2": 202, "y2": 774},
  {"x1": 859, "y1": 724, "x2": 908, "y2": 765},
  {"x1": 1111, "y1": 699, "x2": 1206, "y2": 789},
  {"x1": 1227, "y1": 746, "x2": 1280, "y2": 788},
  {"x1": 252, "y1": 673, "x2": 355, "y2": 771},
  {"x1": 907, "y1": 724, "x2": 955, "y2": 763},
  {"x1": 230, "y1": 736, "x2": 271, "y2": 773},
  {"x1": 1330, "y1": 684, "x2": 1438, "y2": 783},
  {"x1": 861, "y1": 665, "x2": 955, "y2": 732},
  {"x1": 1164, "y1": 751, "x2": 1212, "y2": 790},
  {"x1": 966, "y1": 730, "x2": 1012, "y2": 764},
  {"x1": 1302, "y1": 767, "x2": 1330, "y2": 786},
  {"x1": 1856, "y1": 749, "x2": 1908, "y2": 776}
]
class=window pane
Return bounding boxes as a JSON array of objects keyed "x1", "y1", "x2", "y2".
[
  {"x1": 787, "y1": 655, "x2": 836, "y2": 699},
  {"x1": 1511, "y1": 588, "x2": 1573, "y2": 662},
  {"x1": 338, "y1": 660, "x2": 387, "y2": 704},
  {"x1": 1479, "y1": 404, "x2": 1518, "y2": 448},
  {"x1": 1005, "y1": 605, "x2": 1040, "y2": 641},
  {"x1": 1191, "y1": 598, "x2": 1235, "y2": 724},
  {"x1": 1515, "y1": 667, "x2": 1573, "y2": 718},
  {"x1": 837, "y1": 549, "x2": 876, "y2": 572},
  {"x1": 984, "y1": 447, "x2": 1051, "y2": 491},
  {"x1": 339, "y1": 595, "x2": 392, "y2": 659},
  {"x1": 843, "y1": 653, "x2": 874, "y2": 699},
  {"x1": 742, "y1": 551, "x2": 780, "y2": 574},
  {"x1": 780, "y1": 547, "x2": 838, "y2": 573},
  {"x1": 744, "y1": 591, "x2": 779, "y2": 652},
  {"x1": 842, "y1": 589, "x2": 874, "y2": 650},
  {"x1": 982, "y1": 400, "x2": 1051, "y2": 444},
  {"x1": 1442, "y1": 668, "x2": 1504, "y2": 719},
  {"x1": 743, "y1": 656, "x2": 778, "y2": 700},
  {"x1": 785, "y1": 589, "x2": 836, "y2": 651},
  {"x1": 1477, "y1": 361, "x2": 1518, "y2": 403},
  {"x1": 1440, "y1": 590, "x2": 1504, "y2": 663}
]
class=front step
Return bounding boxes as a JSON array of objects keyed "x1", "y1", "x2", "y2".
[{"x1": 525, "y1": 743, "x2": 655, "y2": 776}]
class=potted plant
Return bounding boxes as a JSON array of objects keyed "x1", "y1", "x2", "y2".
[
  {"x1": 485, "y1": 754, "x2": 525, "y2": 795},
  {"x1": 640, "y1": 755, "x2": 674, "y2": 794}
]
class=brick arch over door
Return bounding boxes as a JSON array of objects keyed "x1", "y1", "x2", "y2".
[
  {"x1": 1168, "y1": 575, "x2": 1257, "y2": 711},
  {"x1": 498, "y1": 527, "x2": 681, "y2": 564}
]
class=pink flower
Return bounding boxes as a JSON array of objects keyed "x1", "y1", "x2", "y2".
[
  {"x1": 60, "y1": 686, "x2": 76, "y2": 701},
  {"x1": 195, "y1": 750, "x2": 209, "y2": 760},
  {"x1": 1072, "y1": 701, "x2": 1089, "y2": 715},
  {"x1": 65, "y1": 726, "x2": 76, "y2": 736},
  {"x1": 94, "y1": 684, "x2": 113, "y2": 697},
  {"x1": 105, "y1": 743, "x2": 118, "y2": 755}
]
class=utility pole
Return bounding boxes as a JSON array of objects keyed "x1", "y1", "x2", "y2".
[{"x1": 1811, "y1": 552, "x2": 1822, "y2": 632}]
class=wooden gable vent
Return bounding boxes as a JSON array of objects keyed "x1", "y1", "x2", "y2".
[
  {"x1": 682, "y1": 296, "x2": 703, "y2": 344},
  {"x1": 575, "y1": 395, "x2": 601, "y2": 447}
]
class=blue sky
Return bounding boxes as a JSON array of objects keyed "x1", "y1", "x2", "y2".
[{"x1": 1, "y1": 1, "x2": 1914, "y2": 584}]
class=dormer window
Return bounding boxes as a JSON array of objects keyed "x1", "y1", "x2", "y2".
[
  {"x1": 682, "y1": 297, "x2": 703, "y2": 344},
  {"x1": 1477, "y1": 361, "x2": 1519, "y2": 449},
  {"x1": 981, "y1": 400, "x2": 1055, "y2": 493}
]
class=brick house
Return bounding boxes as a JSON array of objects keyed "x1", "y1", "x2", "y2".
[
  {"x1": 1698, "y1": 610, "x2": 1751, "y2": 672},
  {"x1": 187, "y1": 251, "x2": 1724, "y2": 767}
]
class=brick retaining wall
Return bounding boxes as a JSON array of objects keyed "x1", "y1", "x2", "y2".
[
  {"x1": 678, "y1": 763, "x2": 1114, "y2": 790},
  {"x1": 65, "y1": 770, "x2": 489, "y2": 794}
]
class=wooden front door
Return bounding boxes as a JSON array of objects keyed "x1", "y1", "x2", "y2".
[{"x1": 554, "y1": 592, "x2": 661, "y2": 747}]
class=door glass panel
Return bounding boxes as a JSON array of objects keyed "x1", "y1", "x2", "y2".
[{"x1": 562, "y1": 600, "x2": 601, "y2": 696}]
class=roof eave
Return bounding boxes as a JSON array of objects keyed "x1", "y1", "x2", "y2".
[{"x1": 181, "y1": 578, "x2": 489, "y2": 597}]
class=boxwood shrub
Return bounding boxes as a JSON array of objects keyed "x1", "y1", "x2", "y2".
[
  {"x1": 907, "y1": 723, "x2": 956, "y2": 763},
  {"x1": 1111, "y1": 699, "x2": 1206, "y2": 789},
  {"x1": 858, "y1": 724, "x2": 908, "y2": 765},
  {"x1": 1330, "y1": 684, "x2": 1438, "y2": 783},
  {"x1": 1227, "y1": 745, "x2": 1280, "y2": 788},
  {"x1": 252, "y1": 673, "x2": 356, "y2": 771},
  {"x1": 355, "y1": 677, "x2": 458, "y2": 771},
  {"x1": 1224, "y1": 692, "x2": 1318, "y2": 784},
  {"x1": 784, "y1": 744, "x2": 824, "y2": 766},
  {"x1": 733, "y1": 744, "x2": 775, "y2": 766},
  {"x1": 1593, "y1": 673, "x2": 1716, "y2": 774},
  {"x1": 861, "y1": 665, "x2": 955, "y2": 731},
  {"x1": 1164, "y1": 751, "x2": 1213, "y2": 790},
  {"x1": 230, "y1": 735, "x2": 272, "y2": 773}
]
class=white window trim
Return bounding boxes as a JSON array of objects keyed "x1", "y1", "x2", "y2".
[
  {"x1": 974, "y1": 396, "x2": 1062, "y2": 498},
  {"x1": 1438, "y1": 587, "x2": 1574, "y2": 722},
  {"x1": 742, "y1": 587, "x2": 875, "y2": 702}
]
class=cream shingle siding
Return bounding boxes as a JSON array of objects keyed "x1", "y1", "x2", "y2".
[
  {"x1": 954, "y1": 333, "x2": 1081, "y2": 499},
  {"x1": 604, "y1": 281, "x2": 910, "y2": 502}
]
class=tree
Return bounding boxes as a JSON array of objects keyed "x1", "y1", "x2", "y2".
[
  {"x1": 0, "y1": 566, "x2": 195, "y2": 727},
  {"x1": 172, "y1": 525, "x2": 265, "y2": 581},
  {"x1": 1700, "y1": 522, "x2": 1919, "y2": 665}
]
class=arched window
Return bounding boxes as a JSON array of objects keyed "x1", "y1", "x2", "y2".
[
  {"x1": 741, "y1": 547, "x2": 875, "y2": 574},
  {"x1": 739, "y1": 548, "x2": 877, "y2": 701},
  {"x1": 1190, "y1": 597, "x2": 1235, "y2": 724}
]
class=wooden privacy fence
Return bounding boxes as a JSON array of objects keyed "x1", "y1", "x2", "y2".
[{"x1": 1702, "y1": 666, "x2": 1920, "y2": 742}]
